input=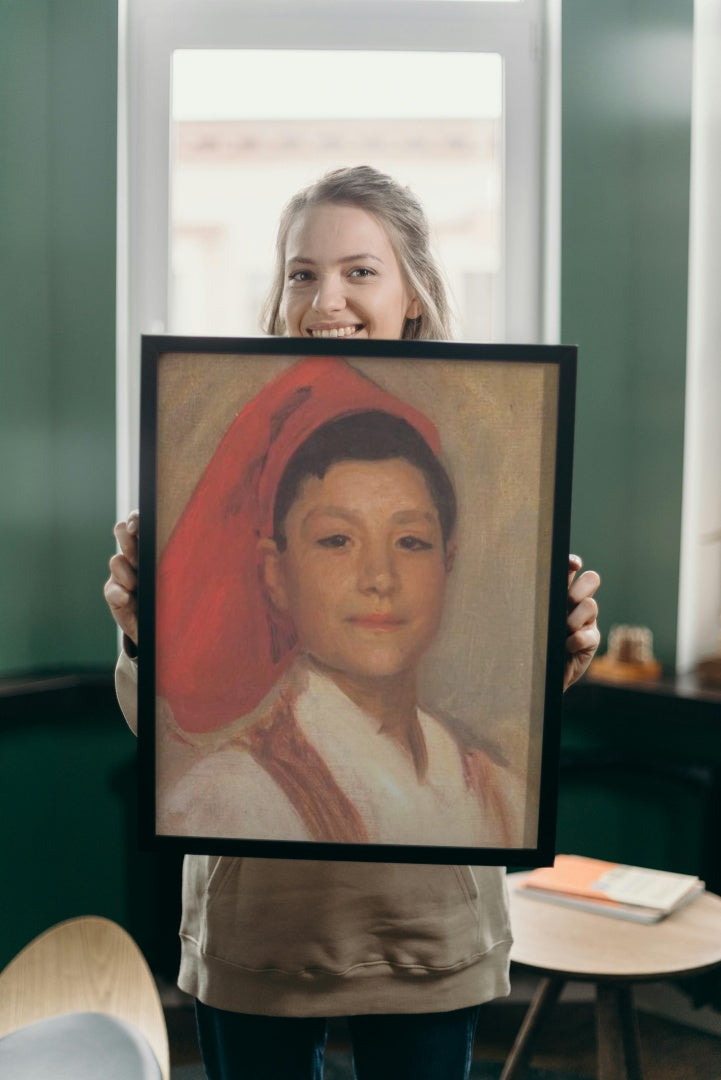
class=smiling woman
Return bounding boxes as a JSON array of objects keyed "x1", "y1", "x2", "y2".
[{"x1": 109, "y1": 144, "x2": 590, "y2": 1080}]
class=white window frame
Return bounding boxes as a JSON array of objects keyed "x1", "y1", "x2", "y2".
[
  {"x1": 116, "y1": 0, "x2": 558, "y2": 512},
  {"x1": 676, "y1": 0, "x2": 721, "y2": 674}
]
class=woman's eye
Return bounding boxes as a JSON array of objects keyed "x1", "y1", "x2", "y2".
[
  {"x1": 288, "y1": 270, "x2": 313, "y2": 283},
  {"x1": 317, "y1": 534, "x2": 350, "y2": 549},
  {"x1": 349, "y1": 267, "x2": 375, "y2": 279},
  {"x1": 397, "y1": 535, "x2": 433, "y2": 551}
]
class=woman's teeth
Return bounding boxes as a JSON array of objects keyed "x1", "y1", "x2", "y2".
[{"x1": 310, "y1": 325, "x2": 360, "y2": 338}]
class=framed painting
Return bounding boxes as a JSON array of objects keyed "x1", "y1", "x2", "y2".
[{"x1": 137, "y1": 336, "x2": 576, "y2": 865}]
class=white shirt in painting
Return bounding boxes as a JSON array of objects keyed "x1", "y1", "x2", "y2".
[{"x1": 157, "y1": 657, "x2": 525, "y2": 848}]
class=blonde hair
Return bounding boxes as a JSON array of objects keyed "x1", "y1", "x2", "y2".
[{"x1": 262, "y1": 165, "x2": 454, "y2": 341}]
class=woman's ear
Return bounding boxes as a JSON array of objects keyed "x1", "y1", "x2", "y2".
[
  {"x1": 444, "y1": 539, "x2": 457, "y2": 574},
  {"x1": 257, "y1": 538, "x2": 289, "y2": 611},
  {"x1": 406, "y1": 295, "x2": 423, "y2": 320}
]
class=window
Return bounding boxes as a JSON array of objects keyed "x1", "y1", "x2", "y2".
[
  {"x1": 118, "y1": 0, "x2": 556, "y2": 510},
  {"x1": 169, "y1": 49, "x2": 503, "y2": 340}
]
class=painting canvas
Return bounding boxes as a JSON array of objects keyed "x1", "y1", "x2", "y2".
[{"x1": 137, "y1": 336, "x2": 576, "y2": 865}]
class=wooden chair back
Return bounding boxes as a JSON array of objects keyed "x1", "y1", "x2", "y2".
[{"x1": 0, "y1": 915, "x2": 169, "y2": 1080}]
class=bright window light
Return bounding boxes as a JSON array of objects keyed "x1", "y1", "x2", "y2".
[{"x1": 170, "y1": 50, "x2": 504, "y2": 341}]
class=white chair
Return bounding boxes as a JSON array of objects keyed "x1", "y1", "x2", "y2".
[{"x1": 0, "y1": 915, "x2": 170, "y2": 1079}]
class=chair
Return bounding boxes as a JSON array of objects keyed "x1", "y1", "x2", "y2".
[{"x1": 0, "y1": 915, "x2": 170, "y2": 1079}]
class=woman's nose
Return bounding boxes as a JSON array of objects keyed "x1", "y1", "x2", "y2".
[{"x1": 312, "y1": 274, "x2": 345, "y2": 315}]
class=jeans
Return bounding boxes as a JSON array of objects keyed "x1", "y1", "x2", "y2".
[{"x1": 195, "y1": 1000, "x2": 481, "y2": 1080}]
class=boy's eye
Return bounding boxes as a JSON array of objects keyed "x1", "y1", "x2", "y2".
[
  {"x1": 397, "y1": 535, "x2": 434, "y2": 551},
  {"x1": 317, "y1": 534, "x2": 351, "y2": 549}
]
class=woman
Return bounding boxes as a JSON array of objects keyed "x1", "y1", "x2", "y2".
[{"x1": 106, "y1": 166, "x2": 600, "y2": 1080}]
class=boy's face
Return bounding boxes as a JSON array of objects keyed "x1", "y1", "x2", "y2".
[
  {"x1": 281, "y1": 203, "x2": 421, "y2": 340},
  {"x1": 260, "y1": 458, "x2": 454, "y2": 688}
]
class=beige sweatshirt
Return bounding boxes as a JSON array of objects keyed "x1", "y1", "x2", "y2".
[{"x1": 116, "y1": 650, "x2": 512, "y2": 1016}]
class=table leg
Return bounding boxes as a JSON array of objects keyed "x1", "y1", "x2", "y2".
[
  {"x1": 499, "y1": 976, "x2": 565, "y2": 1080},
  {"x1": 596, "y1": 982, "x2": 643, "y2": 1080}
]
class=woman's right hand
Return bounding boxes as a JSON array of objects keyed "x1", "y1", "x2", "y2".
[{"x1": 104, "y1": 509, "x2": 139, "y2": 646}]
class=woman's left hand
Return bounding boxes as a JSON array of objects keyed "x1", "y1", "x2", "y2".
[{"x1": 564, "y1": 555, "x2": 601, "y2": 691}]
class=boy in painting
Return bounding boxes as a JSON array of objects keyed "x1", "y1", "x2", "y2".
[{"x1": 154, "y1": 359, "x2": 524, "y2": 847}]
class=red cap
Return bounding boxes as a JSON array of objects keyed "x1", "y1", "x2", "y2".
[{"x1": 156, "y1": 355, "x2": 441, "y2": 732}]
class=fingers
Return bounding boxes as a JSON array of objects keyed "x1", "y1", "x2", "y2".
[
  {"x1": 567, "y1": 553, "x2": 583, "y2": 589},
  {"x1": 564, "y1": 557, "x2": 601, "y2": 690},
  {"x1": 566, "y1": 591, "x2": 599, "y2": 636},
  {"x1": 563, "y1": 621, "x2": 601, "y2": 690},
  {"x1": 567, "y1": 563, "x2": 601, "y2": 640},
  {"x1": 568, "y1": 567, "x2": 601, "y2": 609},
  {"x1": 565, "y1": 622, "x2": 601, "y2": 659},
  {"x1": 108, "y1": 550, "x2": 137, "y2": 590},
  {"x1": 105, "y1": 511, "x2": 140, "y2": 645},
  {"x1": 103, "y1": 575, "x2": 136, "y2": 618},
  {"x1": 103, "y1": 575, "x2": 139, "y2": 643},
  {"x1": 113, "y1": 510, "x2": 139, "y2": 568}
]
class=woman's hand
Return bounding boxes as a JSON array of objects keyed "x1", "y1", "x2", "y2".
[
  {"x1": 103, "y1": 510, "x2": 139, "y2": 647},
  {"x1": 564, "y1": 554, "x2": 600, "y2": 691}
]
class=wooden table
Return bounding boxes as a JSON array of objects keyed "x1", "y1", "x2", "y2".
[{"x1": 503, "y1": 873, "x2": 721, "y2": 1080}]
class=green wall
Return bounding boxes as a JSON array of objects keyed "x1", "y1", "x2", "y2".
[
  {"x1": 0, "y1": 683, "x2": 183, "y2": 973},
  {"x1": 0, "y1": 0, "x2": 131, "y2": 968},
  {"x1": 562, "y1": 0, "x2": 693, "y2": 669},
  {"x1": 0, "y1": 0, "x2": 118, "y2": 675},
  {"x1": 0, "y1": 0, "x2": 699, "y2": 969},
  {"x1": 0, "y1": 1, "x2": 693, "y2": 677}
]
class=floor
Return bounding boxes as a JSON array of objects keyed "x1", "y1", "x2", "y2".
[
  {"x1": 474, "y1": 999, "x2": 721, "y2": 1079},
  {"x1": 164, "y1": 979, "x2": 721, "y2": 1079}
]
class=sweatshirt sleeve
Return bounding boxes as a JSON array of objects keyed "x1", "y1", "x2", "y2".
[{"x1": 115, "y1": 647, "x2": 139, "y2": 735}]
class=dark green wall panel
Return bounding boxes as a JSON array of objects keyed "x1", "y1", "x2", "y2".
[
  {"x1": 559, "y1": 682, "x2": 721, "y2": 887},
  {"x1": 0, "y1": 0, "x2": 118, "y2": 674},
  {"x1": 0, "y1": 3, "x2": 54, "y2": 669},
  {"x1": 0, "y1": 684, "x2": 184, "y2": 976},
  {"x1": 0, "y1": 700, "x2": 132, "y2": 965}
]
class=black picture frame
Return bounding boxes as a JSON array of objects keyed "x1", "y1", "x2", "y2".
[{"x1": 138, "y1": 335, "x2": 576, "y2": 866}]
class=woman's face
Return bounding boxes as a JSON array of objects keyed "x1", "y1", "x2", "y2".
[
  {"x1": 260, "y1": 458, "x2": 454, "y2": 687},
  {"x1": 281, "y1": 203, "x2": 421, "y2": 340}
]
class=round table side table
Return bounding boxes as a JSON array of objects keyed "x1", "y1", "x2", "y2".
[{"x1": 502, "y1": 872, "x2": 721, "y2": 1080}]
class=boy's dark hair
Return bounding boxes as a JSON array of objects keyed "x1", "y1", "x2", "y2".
[{"x1": 273, "y1": 410, "x2": 457, "y2": 550}]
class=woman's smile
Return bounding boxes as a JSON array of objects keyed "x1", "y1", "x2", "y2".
[{"x1": 307, "y1": 323, "x2": 365, "y2": 339}]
